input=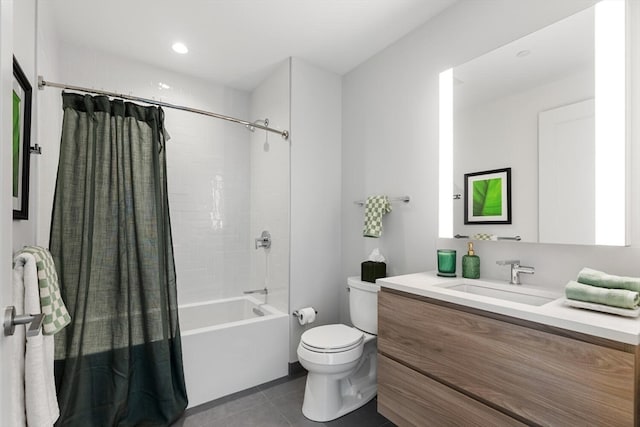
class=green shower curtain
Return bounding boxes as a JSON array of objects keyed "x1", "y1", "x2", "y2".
[{"x1": 50, "y1": 93, "x2": 187, "y2": 426}]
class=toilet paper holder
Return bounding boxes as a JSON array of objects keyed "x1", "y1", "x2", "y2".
[{"x1": 292, "y1": 308, "x2": 318, "y2": 318}]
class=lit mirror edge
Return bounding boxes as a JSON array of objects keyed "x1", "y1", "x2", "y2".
[
  {"x1": 439, "y1": 68, "x2": 453, "y2": 239},
  {"x1": 437, "y1": 0, "x2": 629, "y2": 246},
  {"x1": 594, "y1": 0, "x2": 626, "y2": 246}
]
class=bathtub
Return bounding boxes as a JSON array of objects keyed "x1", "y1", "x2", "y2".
[{"x1": 179, "y1": 295, "x2": 289, "y2": 408}]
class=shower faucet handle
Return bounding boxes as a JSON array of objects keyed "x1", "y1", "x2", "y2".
[{"x1": 255, "y1": 230, "x2": 271, "y2": 249}]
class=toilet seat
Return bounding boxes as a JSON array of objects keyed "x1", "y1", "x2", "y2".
[{"x1": 300, "y1": 324, "x2": 364, "y2": 353}]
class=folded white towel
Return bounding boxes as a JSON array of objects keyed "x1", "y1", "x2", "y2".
[{"x1": 13, "y1": 253, "x2": 59, "y2": 427}]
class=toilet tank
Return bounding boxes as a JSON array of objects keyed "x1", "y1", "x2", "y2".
[{"x1": 348, "y1": 277, "x2": 381, "y2": 334}]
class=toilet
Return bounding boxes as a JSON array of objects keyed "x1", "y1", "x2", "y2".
[{"x1": 297, "y1": 277, "x2": 380, "y2": 422}]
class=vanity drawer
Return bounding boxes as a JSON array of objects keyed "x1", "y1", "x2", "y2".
[
  {"x1": 378, "y1": 290, "x2": 636, "y2": 426},
  {"x1": 378, "y1": 354, "x2": 525, "y2": 427}
]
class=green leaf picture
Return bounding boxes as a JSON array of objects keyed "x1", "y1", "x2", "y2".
[
  {"x1": 13, "y1": 90, "x2": 21, "y2": 197},
  {"x1": 472, "y1": 177, "x2": 502, "y2": 216},
  {"x1": 464, "y1": 168, "x2": 511, "y2": 225}
]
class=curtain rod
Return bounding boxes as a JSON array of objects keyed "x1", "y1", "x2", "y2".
[{"x1": 37, "y1": 76, "x2": 289, "y2": 140}]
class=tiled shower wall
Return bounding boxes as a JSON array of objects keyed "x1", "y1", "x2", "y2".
[
  {"x1": 36, "y1": 38, "x2": 289, "y2": 307},
  {"x1": 248, "y1": 60, "x2": 291, "y2": 314},
  {"x1": 166, "y1": 105, "x2": 252, "y2": 304}
]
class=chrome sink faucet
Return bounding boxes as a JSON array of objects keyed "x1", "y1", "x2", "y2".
[{"x1": 496, "y1": 260, "x2": 534, "y2": 285}]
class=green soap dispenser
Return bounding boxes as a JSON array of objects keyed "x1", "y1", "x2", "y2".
[{"x1": 462, "y1": 242, "x2": 480, "y2": 279}]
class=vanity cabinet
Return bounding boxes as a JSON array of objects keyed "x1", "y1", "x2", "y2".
[{"x1": 378, "y1": 289, "x2": 639, "y2": 426}]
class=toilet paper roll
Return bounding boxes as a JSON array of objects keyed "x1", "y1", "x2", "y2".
[{"x1": 297, "y1": 307, "x2": 316, "y2": 325}]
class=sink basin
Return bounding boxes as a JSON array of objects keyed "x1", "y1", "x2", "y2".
[{"x1": 434, "y1": 280, "x2": 560, "y2": 306}]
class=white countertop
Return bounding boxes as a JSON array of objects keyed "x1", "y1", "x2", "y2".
[{"x1": 378, "y1": 271, "x2": 640, "y2": 345}]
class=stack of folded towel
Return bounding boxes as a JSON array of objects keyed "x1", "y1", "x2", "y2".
[{"x1": 565, "y1": 268, "x2": 640, "y2": 310}]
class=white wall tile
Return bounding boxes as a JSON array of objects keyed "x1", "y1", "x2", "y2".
[
  {"x1": 35, "y1": 41, "x2": 262, "y2": 306},
  {"x1": 249, "y1": 59, "x2": 291, "y2": 315}
]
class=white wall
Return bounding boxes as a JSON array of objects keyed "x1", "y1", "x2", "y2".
[
  {"x1": 0, "y1": 1, "x2": 16, "y2": 424},
  {"x1": 289, "y1": 57, "x2": 342, "y2": 362},
  {"x1": 341, "y1": 0, "x2": 639, "y2": 311},
  {"x1": 4, "y1": 1, "x2": 38, "y2": 424},
  {"x1": 12, "y1": 0, "x2": 37, "y2": 250},
  {"x1": 35, "y1": 0, "x2": 61, "y2": 246},
  {"x1": 249, "y1": 59, "x2": 291, "y2": 314}
]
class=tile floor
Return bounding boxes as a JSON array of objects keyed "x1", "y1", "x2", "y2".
[{"x1": 172, "y1": 374, "x2": 394, "y2": 427}]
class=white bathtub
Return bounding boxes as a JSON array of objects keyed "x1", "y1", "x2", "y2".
[{"x1": 179, "y1": 295, "x2": 289, "y2": 408}]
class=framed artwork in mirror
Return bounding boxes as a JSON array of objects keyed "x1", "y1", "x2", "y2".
[
  {"x1": 12, "y1": 56, "x2": 32, "y2": 220},
  {"x1": 464, "y1": 167, "x2": 511, "y2": 224}
]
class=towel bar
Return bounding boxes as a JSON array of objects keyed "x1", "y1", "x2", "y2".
[
  {"x1": 454, "y1": 234, "x2": 521, "y2": 241},
  {"x1": 3, "y1": 306, "x2": 45, "y2": 337},
  {"x1": 354, "y1": 195, "x2": 410, "y2": 206}
]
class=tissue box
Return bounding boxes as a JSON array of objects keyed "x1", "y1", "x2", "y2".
[{"x1": 361, "y1": 261, "x2": 386, "y2": 283}]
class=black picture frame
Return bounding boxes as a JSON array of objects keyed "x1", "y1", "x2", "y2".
[
  {"x1": 12, "y1": 56, "x2": 32, "y2": 220},
  {"x1": 464, "y1": 167, "x2": 511, "y2": 225}
]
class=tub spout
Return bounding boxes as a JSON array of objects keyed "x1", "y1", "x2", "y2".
[{"x1": 244, "y1": 288, "x2": 268, "y2": 295}]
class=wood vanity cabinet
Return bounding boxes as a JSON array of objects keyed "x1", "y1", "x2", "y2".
[{"x1": 377, "y1": 288, "x2": 640, "y2": 427}]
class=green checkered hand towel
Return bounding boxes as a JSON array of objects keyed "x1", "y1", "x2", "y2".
[
  {"x1": 21, "y1": 246, "x2": 71, "y2": 335},
  {"x1": 363, "y1": 195, "x2": 392, "y2": 238}
]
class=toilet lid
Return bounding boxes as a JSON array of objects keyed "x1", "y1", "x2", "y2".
[{"x1": 301, "y1": 324, "x2": 364, "y2": 353}]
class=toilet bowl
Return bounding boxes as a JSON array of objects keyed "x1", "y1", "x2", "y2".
[{"x1": 297, "y1": 278, "x2": 380, "y2": 422}]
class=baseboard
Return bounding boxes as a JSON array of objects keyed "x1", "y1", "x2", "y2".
[{"x1": 288, "y1": 361, "x2": 306, "y2": 377}]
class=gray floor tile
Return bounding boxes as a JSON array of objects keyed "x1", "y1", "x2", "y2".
[
  {"x1": 175, "y1": 374, "x2": 392, "y2": 427},
  {"x1": 224, "y1": 402, "x2": 292, "y2": 427},
  {"x1": 176, "y1": 388, "x2": 269, "y2": 425},
  {"x1": 327, "y1": 399, "x2": 389, "y2": 427},
  {"x1": 270, "y1": 389, "x2": 314, "y2": 426},
  {"x1": 259, "y1": 375, "x2": 307, "y2": 401},
  {"x1": 175, "y1": 409, "x2": 229, "y2": 427}
]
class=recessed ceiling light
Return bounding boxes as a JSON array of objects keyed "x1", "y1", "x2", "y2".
[
  {"x1": 516, "y1": 49, "x2": 531, "y2": 58},
  {"x1": 172, "y1": 42, "x2": 188, "y2": 54}
]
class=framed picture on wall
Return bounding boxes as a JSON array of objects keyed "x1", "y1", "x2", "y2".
[
  {"x1": 12, "y1": 56, "x2": 32, "y2": 220},
  {"x1": 464, "y1": 167, "x2": 511, "y2": 224}
]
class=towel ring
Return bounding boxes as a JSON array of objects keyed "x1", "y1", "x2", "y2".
[{"x1": 3, "y1": 306, "x2": 45, "y2": 337}]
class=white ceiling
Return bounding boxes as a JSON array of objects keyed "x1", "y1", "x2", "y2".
[{"x1": 46, "y1": 0, "x2": 458, "y2": 91}]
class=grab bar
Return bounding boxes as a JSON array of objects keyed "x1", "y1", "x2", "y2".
[{"x1": 3, "y1": 306, "x2": 45, "y2": 337}]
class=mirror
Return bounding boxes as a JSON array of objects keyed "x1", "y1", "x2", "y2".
[{"x1": 439, "y1": 1, "x2": 626, "y2": 246}]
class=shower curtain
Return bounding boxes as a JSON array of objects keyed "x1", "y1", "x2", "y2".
[{"x1": 50, "y1": 93, "x2": 187, "y2": 426}]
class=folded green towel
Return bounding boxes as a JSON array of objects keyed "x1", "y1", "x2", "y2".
[
  {"x1": 363, "y1": 195, "x2": 392, "y2": 238},
  {"x1": 565, "y1": 281, "x2": 639, "y2": 309},
  {"x1": 577, "y1": 267, "x2": 640, "y2": 293}
]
